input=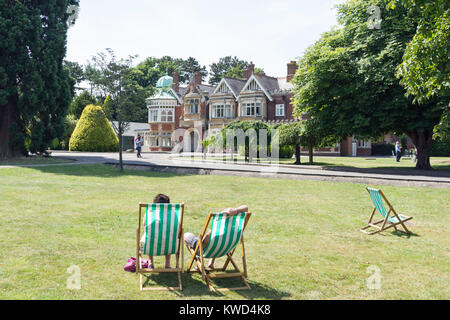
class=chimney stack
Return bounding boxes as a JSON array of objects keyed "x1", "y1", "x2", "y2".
[
  {"x1": 243, "y1": 61, "x2": 255, "y2": 80},
  {"x1": 287, "y1": 61, "x2": 298, "y2": 82},
  {"x1": 172, "y1": 70, "x2": 179, "y2": 92},
  {"x1": 194, "y1": 71, "x2": 202, "y2": 85}
]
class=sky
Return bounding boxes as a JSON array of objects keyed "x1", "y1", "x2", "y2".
[{"x1": 66, "y1": 0, "x2": 345, "y2": 78}]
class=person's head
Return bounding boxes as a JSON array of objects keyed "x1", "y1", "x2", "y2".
[
  {"x1": 154, "y1": 194, "x2": 170, "y2": 204},
  {"x1": 396, "y1": 141, "x2": 400, "y2": 144}
]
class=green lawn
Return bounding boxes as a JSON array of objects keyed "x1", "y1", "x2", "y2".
[
  {"x1": 0, "y1": 164, "x2": 448, "y2": 300},
  {"x1": 174, "y1": 155, "x2": 450, "y2": 171}
]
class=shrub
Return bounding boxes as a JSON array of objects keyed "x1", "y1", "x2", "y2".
[
  {"x1": 431, "y1": 136, "x2": 450, "y2": 156},
  {"x1": 371, "y1": 143, "x2": 395, "y2": 156},
  {"x1": 279, "y1": 145, "x2": 294, "y2": 159},
  {"x1": 69, "y1": 91, "x2": 98, "y2": 119},
  {"x1": 69, "y1": 105, "x2": 118, "y2": 152}
]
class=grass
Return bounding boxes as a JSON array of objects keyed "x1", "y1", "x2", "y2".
[
  {"x1": 174, "y1": 155, "x2": 450, "y2": 171},
  {"x1": 0, "y1": 164, "x2": 448, "y2": 300}
]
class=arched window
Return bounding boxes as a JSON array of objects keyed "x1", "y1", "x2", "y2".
[{"x1": 167, "y1": 110, "x2": 173, "y2": 122}]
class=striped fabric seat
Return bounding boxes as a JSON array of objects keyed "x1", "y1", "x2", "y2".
[
  {"x1": 140, "y1": 203, "x2": 182, "y2": 256},
  {"x1": 202, "y1": 212, "x2": 247, "y2": 259},
  {"x1": 367, "y1": 188, "x2": 406, "y2": 224}
]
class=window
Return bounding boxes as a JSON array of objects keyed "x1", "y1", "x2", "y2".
[
  {"x1": 242, "y1": 102, "x2": 261, "y2": 116},
  {"x1": 225, "y1": 105, "x2": 231, "y2": 118},
  {"x1": 358, "y1": 140, "x2": 371, "y2": 148},
  {"x1": 186, "y1": 99, "x2": 200, "y2": 114},
  {"x1": 167, "y1": 110, "x2": 173, "y2": 122},
  {"x1": 150, "y1": 109, "x2": 158, "y2": 122},
  {"x1": 275, "y1": 104, "x2": 285, "y2": 117},
  {"x1": 160, "y1": 110, "x2": 167, "y2": 122},
  {"x1": 149, "y1": 108, "x2": 175, "y2": 123},
  {"x1": 212, "y1": 104, "x2": 226, "y2": 118}
]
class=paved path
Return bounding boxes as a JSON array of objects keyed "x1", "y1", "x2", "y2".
[{"x1": 40, "y1": 151, "x2": 450, "y2": 188}]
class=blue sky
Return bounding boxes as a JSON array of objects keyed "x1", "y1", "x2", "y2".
[{"x1": 66, "y1": 0, "x2": 345, "y2": 78}]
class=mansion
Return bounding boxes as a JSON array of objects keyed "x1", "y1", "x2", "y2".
[{"x1": 137, "y1": 61, "x2": 372, "y2": 156}]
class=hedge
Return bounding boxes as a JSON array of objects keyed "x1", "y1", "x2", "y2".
[
  {"x1": 69, "y1": 105, "x2": 118, "y2": 152},
  {"x1": 431, "y1": 137, "x2": 450, "y2": 156},
  {"x1": 371, "y1": 143, "x2": 395, "y2": 156}
]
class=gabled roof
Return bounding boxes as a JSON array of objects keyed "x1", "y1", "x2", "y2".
[
  {"x1": 212, "y1": 77, "x2": 247, "y2": 98},
  {"x1": 197, "y1": 84, "x2": 215, "y2": 95},
  {"x1": 241, "y1": 74, "x2": 277, "y2": 101}
]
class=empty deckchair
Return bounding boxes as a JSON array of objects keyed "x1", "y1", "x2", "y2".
[
  {"x1": 186, "y1": 211, "x2": 252, "y2": 292},
  {"x1": 361, "y1": 188, "x2": 412, "y2": 235},
  {"x1": 136, "y1": 203, "x2": 184, "y2": 291}
]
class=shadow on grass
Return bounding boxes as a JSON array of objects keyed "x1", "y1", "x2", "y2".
[
  {"x1": 26, "y1": 164, "x2": 191, "y2": 179},
  {"x1": 141, "y1": 273, "x2": 291, "y2": 299},
  {"x1": 321, "y1": 165, "x2": 450, "y2": 177},
  {"x1": 390, "y1": 230, "x2": 420, "y2": 238}
]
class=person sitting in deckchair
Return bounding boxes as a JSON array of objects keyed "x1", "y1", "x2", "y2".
[
  {"x1": 144, "y1": 194, "x2": 173, "y2": 269},
  {"x1": 184, "y1": 205, "x2": 248, "y2": 270}
]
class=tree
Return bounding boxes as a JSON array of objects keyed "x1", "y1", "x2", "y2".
[
  {"x1": 205, "y1": 120, "x2": 273, "y2": 162},
  {"x1": 69, "y1": 105, "x2": 118, "y2": 152},
  {"x1": 88, "y1": 49, "x2": 149, "y2": 171},
  {"x1": 292, "y1": 0, "x2": 445, "y2": 169},
  {"x1": 133, "y1": 56, "x2": 207, "y2": 89},
  {"x1": 0, "y1": 0, "x2": 78, "y2": 158},
  {"x1": 209, "y1": 56, "x2": 249, "y2": 85},
  {"x1": 64, "y1": 60, "x2": 85, "y2": 96},
  {"x1": 278, "y1": 122, "x2": 304, "y2": 165},
  {"x1": 68, "y1": 91, "x2": 98, "y2": 119},
  {"x1": 391, "y1": 0, "x2": 450, "y2": 140}
]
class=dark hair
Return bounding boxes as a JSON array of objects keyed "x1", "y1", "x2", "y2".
[{"x1": 154, "y1": 194, "x2": 170, "y2": 203}]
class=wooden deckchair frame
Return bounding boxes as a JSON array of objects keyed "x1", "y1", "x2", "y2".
[
  {"x1": 186, "y1": 212, "x2": 252, "y2": 292},
  {"x1": 361, "y1": 188, "x2": 412, "y2": 235},
  {"x1": 136, "y1": 203, "x2": 184, "y2": 291}
]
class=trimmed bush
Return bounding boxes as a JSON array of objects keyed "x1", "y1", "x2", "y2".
[
  {"x1": 69, "y1": 105, "x2": 118, "y2": 152},
  {"x1": 279, "y1": 145, "x2": 294, "y2": 159},
  {"x1": 371, "y1": 143, "x2": 395, "y2": 156}
]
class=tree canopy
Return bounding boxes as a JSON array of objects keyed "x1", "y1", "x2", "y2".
[
  {"x1": 292, "y1": 0, "x2": 445, "y2": 169},
  {"x1": 87, "y1": 49, "x2": 149, "y2": 170},
  {"x1": 208, "y1": 56, "x2": 250, "y2": 85},
  {"x1": 0, "y1": 0, "x2": 78, "y2": 158}
]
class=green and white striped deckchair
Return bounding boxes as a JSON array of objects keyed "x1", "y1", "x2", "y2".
[
  {"x1": 186, "y1": 211, "x2": 252, "y2": 292},
  {"x1": 136, "y1": 203, "x2": 184, "y2": 291},
  {"x1": 360, "y1": 188, "x2": 412, "y2": 235}
]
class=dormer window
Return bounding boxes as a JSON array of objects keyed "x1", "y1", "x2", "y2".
[{"x1": 186, "y1": 99, "x2": 200, "y2": 114}]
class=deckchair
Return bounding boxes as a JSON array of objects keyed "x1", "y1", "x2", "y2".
[
  {"x1": 186, "y1": 211, "x2": 252, "y2": 292},
  {"x1": 361, "y1": 188, "x2": 412, "y2": 235},
  {"x1": 136, "y1": 203, "x2": 184, "y2": 291}
]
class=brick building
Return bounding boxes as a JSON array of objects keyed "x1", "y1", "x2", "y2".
[{"x1": 139, "y1": 61, "x2": 373, "y2": 156}]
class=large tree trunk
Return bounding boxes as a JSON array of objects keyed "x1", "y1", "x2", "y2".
[
  {"x1": 308, "y1": 141, "x2": 314, "y2": 165},
  {"x1": 118, "y1": 129, "x2": 124, "y2": 172},
  {"x1": 294, "y1": 144, "x2": 301, "y2": 165},
  {"x1": 410, "y1": 130, "x2": 433, "y2": 170},
  {"x1": 0, "y1": 99, "x2": 21, "y2": 159}
]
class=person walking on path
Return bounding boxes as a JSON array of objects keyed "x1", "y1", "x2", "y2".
[
  {"x1": 135, "y1": 135, "x2": 143, "y2": 158},
  {"x1": 395, "y1": 141, "x2": 402, "y2": 162}
]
